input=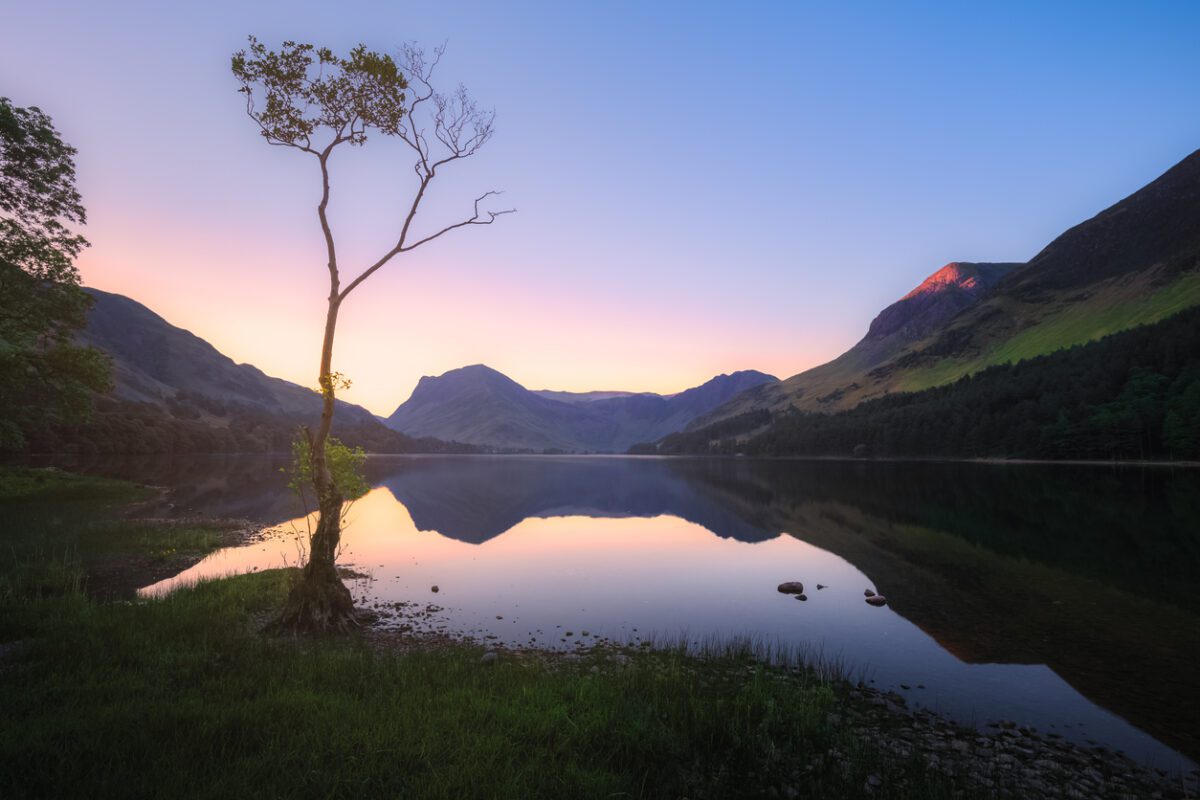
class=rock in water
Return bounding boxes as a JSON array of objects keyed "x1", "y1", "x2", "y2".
[
  {"x1": 864, "y1": 589, "x2": 875, "y2": 597},
  {"x1": 777, "y1": 581, "x2": 805, "y2": 594},
  {"x1": 431, "y1": 585, "x2": 439, "y2": 593},
  {"x1": 865, "y1": 595, "x2": 888, "y2": 607},
  {"x1": 796, "y1": 594, "x2": 808, "y2": 602}
]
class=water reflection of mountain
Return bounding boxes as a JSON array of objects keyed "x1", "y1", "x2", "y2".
[{"x1": 375, "y1": 457, "x2": 779, "y2": 544}]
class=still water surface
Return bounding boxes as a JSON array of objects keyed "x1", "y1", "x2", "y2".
[{"x1": 44, "y1": 455, "x2": 1200, "y2": 770}]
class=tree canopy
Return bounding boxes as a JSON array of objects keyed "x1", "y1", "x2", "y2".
[{"x1": 0, "y1": 97, "x2": 109, "y2": 449}]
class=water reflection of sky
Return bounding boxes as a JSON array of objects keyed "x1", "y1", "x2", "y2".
[{"x1": 143, "y1": 484, "x2": 1189, "y2": 771}]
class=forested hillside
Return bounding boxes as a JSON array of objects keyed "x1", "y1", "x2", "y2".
[
  {"x1": 18, "y1": 393, "x2": 479, "y2": 455},
  {"x1": 639, "y1": 306, "x2": 1200, "y2": 461}
]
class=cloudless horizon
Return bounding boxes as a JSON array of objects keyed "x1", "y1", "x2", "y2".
[{"x1": 3, "y1": 1, "x2": 1199, "y2": 414}]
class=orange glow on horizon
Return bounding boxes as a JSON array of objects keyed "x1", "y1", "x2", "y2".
[{"x1": 80, "y1": 238, "x2": 842, "y2": 415}]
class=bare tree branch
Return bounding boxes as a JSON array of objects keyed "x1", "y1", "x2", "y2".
[
  {"x1": 339, "y1": 191, "x2": 514, "y2": 300},
  {"x1": 400, "y1": 191, "x2": 515, "y2": 252}
]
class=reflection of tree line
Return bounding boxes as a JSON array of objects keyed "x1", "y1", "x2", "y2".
[
  {"x1": 699, "y1": 459, "x2": 1200, "y2": 614},
  {"x1": 676, "y1": 458, "x2": 1200, "y2": 761},
  {"x1": 32, "y1": 453, "x2": 301, "y2": 525}
]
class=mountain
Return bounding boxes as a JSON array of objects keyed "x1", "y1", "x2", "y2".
[
  {"x1": 645, "y1": 304, "x2": 1200, "y2": 460},
  {"x1": 384, "y1": 364, "x2": 778, "y2": 452},
  {"x1": 82, "y1": 288, "x2": 376, "y2": 425},
  {"x1": 863, "y1": 261, "x2": 1020, "y2": 344},
  {"x1": 691, "y1": 149, "x2": 1200, "y2": 429},
  {"x1": 25, "y1": 288, "x2": 472, "y2": 454}
]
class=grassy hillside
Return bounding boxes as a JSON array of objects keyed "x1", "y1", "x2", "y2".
[
  {"x1": 898, "y1": 269, "x2": 1200, "y2": 393},
  {"x1": 646, "y1": 303, "x2": 1200, "y2": 461}
]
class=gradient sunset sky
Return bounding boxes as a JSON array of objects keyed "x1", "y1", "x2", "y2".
[{"x1": 4, "y1": 1, "x2": 1199, "y2": 414}]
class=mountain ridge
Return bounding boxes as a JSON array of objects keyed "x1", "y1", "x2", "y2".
[
  {"x1": 688, "y1": 148, "x2": 1200, "y2": 430},
  {"x1": 81, "y1": 288, "x2": 378, "y2": 426},
  {"x1": 385, "y1": 364, "x2": 778, "y2": 452},
  {"x1": 34, "y1": 288, "x2": 471, "y2": 454}
]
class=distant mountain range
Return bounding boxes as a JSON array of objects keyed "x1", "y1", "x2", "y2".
[
  {"x1": 67, "y1": 290, "x2": 776, "y2": 454},
  {"x1": 383, "y1": 364, "x2": 777, "y2": 452},
  {"x1": 682, "y1": 148, "x2": 1200, "y2": 437}
]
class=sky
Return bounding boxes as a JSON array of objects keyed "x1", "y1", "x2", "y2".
[{"x1": 3, "y1": 1, "x2": 1199, "y2": 415}]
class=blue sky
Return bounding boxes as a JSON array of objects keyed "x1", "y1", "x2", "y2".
[{"x1": 3, "y1": 1, "x2": 1198, "y2": 412}]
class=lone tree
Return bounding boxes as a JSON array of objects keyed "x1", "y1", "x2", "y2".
[{"x1": 232, "y1": 38, "x2": 512, "y2": 633}]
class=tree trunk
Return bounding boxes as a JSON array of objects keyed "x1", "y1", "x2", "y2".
[
  {"x1": 269, "y1": 294, "x2": 362, "y2": 635},
  {"x1": 270, "y1": 483, "x2": 358, "y2": 634}
]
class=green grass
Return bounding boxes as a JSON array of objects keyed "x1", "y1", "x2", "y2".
[
  {"x1": 82, "y1": 521, "x2": 226, "y2": 561},
  {"x1": 900, "y1": 271, "x2": 1200, "y2": 393},
  {"x1": 0, "y1": 467, "x2": 227, "y2": 604},
  {"x1": 0, "y1": 570, "x2": 974, "y2": 799}
]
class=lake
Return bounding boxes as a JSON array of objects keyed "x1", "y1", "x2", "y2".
[{"x1": 14, "y1": 454, "x2": 1200, "y2": 772}]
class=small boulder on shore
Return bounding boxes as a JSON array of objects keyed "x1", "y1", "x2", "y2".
[
  {"x1": 777, "y1": 581, "x2": 805, "y2": 594},
  {"x1": 865, "y1": 595, "x2": 888, "y2": 607}
]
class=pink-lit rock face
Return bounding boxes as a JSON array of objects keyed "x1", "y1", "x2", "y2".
[
  {"x1": 900, "y1": 262, "x2": 991, "y2": 301},
  {"x1": 864, "y1": 261, "x2": 1020, "y2": 343}
]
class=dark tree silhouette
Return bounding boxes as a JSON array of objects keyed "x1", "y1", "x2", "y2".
[{"x1": 0, "y1": 97, "x2": 110, "y2": 448}]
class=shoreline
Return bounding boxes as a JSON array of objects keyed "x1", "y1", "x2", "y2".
[{"x1": 9, "y1": 451, "x2": 1200, "y2": 469}]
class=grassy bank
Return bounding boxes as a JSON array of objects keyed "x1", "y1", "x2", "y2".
[{"x1": 0, "y1": 567, "x2": 978, "y2": 800}]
